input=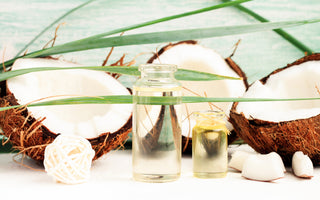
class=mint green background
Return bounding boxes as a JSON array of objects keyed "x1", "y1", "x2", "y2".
[{"x1": 0, "y1": 0, "x2": 319, "y2": 84}]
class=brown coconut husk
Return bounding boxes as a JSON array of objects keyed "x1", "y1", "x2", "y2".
[
  {"x1": 0, "y1": 94, "x2": 52, "y2": 161},
  {"x1": 0, "y1": 74, "x2": 132, "y2": 163},
  {"x1": 147, "y1": 40, "x2": 248, "y2": 153},
  {"x1": 229, "y1": 53, "x2": 320, "y2": 165}
]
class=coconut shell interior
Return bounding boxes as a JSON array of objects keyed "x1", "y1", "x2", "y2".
[
  {"x1": 230, "y1": 53, "x2": 320, "y2": 165},
  {"x1": 0, "y1": 58, "x2": 134, "y2": 162}
]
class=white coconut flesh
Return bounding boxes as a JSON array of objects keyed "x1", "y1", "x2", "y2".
[
  {"x1": 151, "y1": 43, "x2": 246, "y2": 135},
  {"x1": 236, "y1": 60, "x2": 320, "y2": 122},
  {"x1": 7, "y1": 58, "x2": 133, "y2": 138}
]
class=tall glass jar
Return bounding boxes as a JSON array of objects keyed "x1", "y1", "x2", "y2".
[
  {"x1": 132, "y1": 64, "x2": 182, "y2": 182},
  {"x1": 192, "y1": 110, "x2": 229, "y2": 178}
]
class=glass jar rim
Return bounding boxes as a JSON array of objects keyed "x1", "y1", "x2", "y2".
[
  {"x1": 139, "y1": 64, "x2": 177, "y2": 73},
  {"x1": 192, "y1": 110, "x2": 225, "y2": 119}
]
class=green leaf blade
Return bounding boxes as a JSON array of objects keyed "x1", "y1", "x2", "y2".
[
  {"x1": 0, "y1": 66, "x2": 239, "y2": 82},
  {"x1": 175, "y1": 69, "x2": 241, "y2": 81},
  {"x1": 27, "y1": 18, "x2": 320, "y2": 57},
  {"x1": 57, "y1": 0, "x2": 253, "y2": 44},
  {"x1": 222, "y1": 0, "x2": 314, "y2": 55},
  {"x1": 1, "y1": 95, "x2": 320, "y2": 112}
]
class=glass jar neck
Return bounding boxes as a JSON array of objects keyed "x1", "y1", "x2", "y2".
[{"x1": 139, "y1": 64, "x2": 177, "y2": 79}]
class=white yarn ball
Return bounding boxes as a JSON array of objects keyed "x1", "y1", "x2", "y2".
[{"x1": 44, "y1": 135, "x2": 95, "y2": 184}]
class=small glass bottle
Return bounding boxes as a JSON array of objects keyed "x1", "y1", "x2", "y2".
[
  {"x1": 192, "y1": 110, "x2": 229, "y2": 178},
  {"x1": 132, "y1": 64, "x2": 182, "y2": 182}
]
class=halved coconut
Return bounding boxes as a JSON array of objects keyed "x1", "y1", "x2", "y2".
[
  {"x1": 229, "y1": 53, "x2": 320, "y2": 165},
  {"x1": 0, "y1": 58, "x2": 133, "y2": 161},
  {"x1": 148, "y1": 41, "x2": 248, "y2": 152}
]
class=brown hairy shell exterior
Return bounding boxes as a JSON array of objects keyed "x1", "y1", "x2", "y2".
[
  {"x1": 0, "y1": 84, "x2": 132, "y2": 162},
  {"x1": 229, "y1": 53, "x2": 320, "y2": 165},
  {"x1": 147, "y1": 40, "x2": 248, "y2": 153}
]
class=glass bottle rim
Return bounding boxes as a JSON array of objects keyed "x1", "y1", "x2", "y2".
[{"x1": 139, "y1": 64, "x2": 177, "y2": 73}]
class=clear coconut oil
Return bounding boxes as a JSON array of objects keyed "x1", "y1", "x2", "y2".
[
  {"x1": 192, "y1": 111, "x2": 228, "y2": 178},
  {"x1": 132, "y1": 64, "x2": 182, "y2": 183}
]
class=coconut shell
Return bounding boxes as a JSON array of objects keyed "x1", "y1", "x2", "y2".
[
  {"x1": 229, "y1": 53, "x2": 320, "y2": 165},
  {"x1": 0, "y1": 89, "x2": 132, "y2": 162},
  {"x1": 147, "y1": 40, "x2": 248, "y2": 153}
]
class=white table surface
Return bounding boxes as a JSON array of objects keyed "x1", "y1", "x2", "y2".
[
  {"x1": 0, "y1": 145, "x2": 318, "y2": 200},
  {"x1": 1, "y1": 1, "x2": 320, "y2": 199}
]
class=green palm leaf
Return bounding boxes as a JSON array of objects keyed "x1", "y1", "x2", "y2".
[
  {"x1": 3, "y1": 18, "x2": 320, "y2": 67},
  {"x1": 1, "y1": 95, "x2": 320, "y2": 112},
  {"x1": 222, "y1": 0, "x2": 314, "y2": 55},
  {"x1": 22, "y1": 18, "x2": 320, "y2": 58},
  {"x1": 0, "y1": 66, "x2": 240, "y2": 82}
]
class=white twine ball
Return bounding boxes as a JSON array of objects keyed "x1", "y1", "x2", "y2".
[{"x1": 44, "y1": 134, "x2": 95, "y2": 184}]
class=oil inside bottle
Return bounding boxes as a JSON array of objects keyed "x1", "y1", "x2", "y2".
[{"x1": 192, "y1": 111, "x2": 228, "y2": 178}]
